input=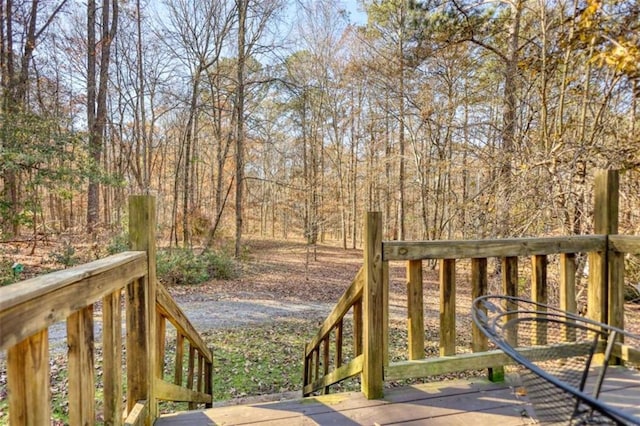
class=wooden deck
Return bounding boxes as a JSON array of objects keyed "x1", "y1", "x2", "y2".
[
  {"x1": 155, "y1": 378, "x2": 537, "y2": 425},
  {"x1": 156, "y1": 367, "x2": 640, "y2": 426}
]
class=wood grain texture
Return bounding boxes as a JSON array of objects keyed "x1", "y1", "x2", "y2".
[
  {"x1": 303, "y1": 355, "x2": 364, "y2": 395},
  {"x1": 129, "y1": 195, "x2": 158, "y2": 420},
  {"x1": 126, "y1": 276, "x2": 150, "y2": 414},
  {"x1": 7, "y1": 330, "x2": 50, "y2": 426},
  {"x1": 608, "y1": 235, "x2": 640, "y2": 254},
  {"x1": 175, "y1": 333, "x2": 185, "y2": 387},
  {"x1": 0, "y1": 253, "x2": 146, "y2": 351},
  {"x1": 560, "y1": 253, "x2": 577, "y2": 314},
  {"x1": 0, "y1": 251, "x2": 146, "y2": 311},
  {"x1": 471, "y1": 258, "x2": 488, "y2": 353},
  {"x1": 123, "y1": 400, "x2": 148, "y2": 426},
  {"x1": 502, "y1": 257, "x2": 518, "y2": 347},
  {"x1": 304, "y1": 267, "x2": 363, "y2": 356},
  {"x1": 383, "y1": 235, "x2": 605, "y2": 261},
  {"x1": 103, "y1": 290, "x2": 123, "y2": 426},
  {"x1": 439, "y1": 259, "x2": 456, "y2": 357},
  {"x1": 362, "y1": 212, "x2": 383, "y2": 399},
  {"x1": 156, "y1": 284, "x2": 212, "y2": 363},
  {"x1": 531, "y1": 255, "x2": 548, "y2": 346},
  {"x1": 155, "y1": 378, "x2": 212, "y2": 404},
  {"x1": 407, "y1": 260, "x2": 424, "y2": 360},
  {"x1": 67, "y1": 305, "x2": 95, "y2": 425}
]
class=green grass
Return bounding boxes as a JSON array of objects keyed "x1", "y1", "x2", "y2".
[
  {"x1": 206, "y1": 318, "x2": 316, "y2": 400},
  {"x1": 0, "y1": 316, "x2": 486, "y2": 423}
]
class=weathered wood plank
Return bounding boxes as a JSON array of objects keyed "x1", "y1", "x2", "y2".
[
  {"x1": 382, "y1": 259, "x2": 389, "y2": 367},
  {"x1": 362, "y1": 212, "x2": 384, "y2": 399},
  {"x1": 353, "y1": 300, "x2": 363, "y2": 356},
  {"x1": 335, "y1": 320, "x2": 343, "y2": 368},
  {"x1": 609, "y1": 235, "x2": 640, "y2": 254},
  {"x1": 502, "y1": 256, "x2": 518, "y2": 347},
  {"x1": 613, "y1": 342, "x2": 640, "y2": 364},
  {"x1": 127, "y1": 276, "x2": 150, "y2": 414},
  {"x1": 588, "y1": 250, "x2": 607, "y2": 325},
  {"x1": 471, "y1": 258, "x2": 488, "y2": 353},
  {"x1": 560, "y1": 253, "x2": 577, "y2": 314},
  {"x1": 383, "y1": 235, "x2": 606, "y2": 261},
  {"x1": 157, "y1": 313, "x2": 167, "y2": 380},
  {"x1": 304, "y1": 267, "x2": 363, "y2": 356},
  {"x1": 197, "y1": 353, "x2": 205, "y2": 393},
  {"x1": 609, "y1": 250, "x2": 624, "y2": 332},
  {"x1": 322, "y1": 336, "x2": 330, "y2": 394},
  {"x1": 0, "y1": 251, "x2": 146, "y2": 312},
  {"x1": 439, "y1": 259, "x2": 456, "y2": 357},
  {"x1": 590, "y1": 170, "x2": 618, "y2": 327},
  {"x1": 593, "y1": 170, "x2": 619, "y2": 235},
  {"x1": 187, "y1": 344, "x2": 196, "y2": 391},
  {"x1": 156, "y1": 283, "x2": 212, "y2": 363},
  {"x1": 7, "y1": 329, "x2": 50, "y2": 426},
  {"x1": 129, "y1": 195, "x2": 158, "y2": 420},
  {"x1": 67, "y1": 305, "x2": 95, "y2": 425},
  {"x1": 560, "y1": 253, "x2": 577, "y2": 342},
  {"x1": 407, "y1": 260, "x2": 424, "y2": 360},
  {"x1": 103, "y1": 290, "x2": 123, "y2": 426},
  {"x1": 303, "y1": 355, "x2": 364, "y2": 395},
  {"x1": 385, "y1": 343, "x2": 595, "y2": 380},
  {"x1": 175, "y1": 333, "x2": 185, "y2": 387},
  {"x1": 531, "y1": 255, "x2": 547, "y2": 346},
  {"x1": 124, "y1": 400, "x2": 148, "y2": 426},
  {"x1": 0, "y1": 253, "x2": 146, "y2": 351},
  {"x1": 204, "y1": 356, "x2": 213, "y2": 408},
  {"x1": 157, "y1": 379, "x2": 532, "y2": 426}
]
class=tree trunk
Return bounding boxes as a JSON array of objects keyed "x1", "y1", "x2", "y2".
[
  {"x1": 87, "y1": 0, "x2": 117, "y2": 233},
  {"x1": 234, "y1": 0, "x2": 247, "y2": 258}
]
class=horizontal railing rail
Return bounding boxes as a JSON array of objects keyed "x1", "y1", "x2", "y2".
[
  {"x1": 381, "y1": 235, "x2": 611, "y2": 383},
  {"x1": 383, "y1": 235, "x2": 607, "y2": 260},
  {"x1": 0, "y1": 195, "x2": 214, "y2": 425},
  {"x1": 1, "y1": 251, "x2": 148, "y2": 425},
  {"x1": 306, "y1": 171, "x2": 638, "y2": 400}
]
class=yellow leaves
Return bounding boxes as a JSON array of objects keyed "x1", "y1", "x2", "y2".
[
  {"x1": 594, "y1": 39, "x2": 640, "y2": 75},
  {"x1": 577, "y1": 0, "x2": 640, "y2": 78},
  {"x1": 580, "y1": 0, "x2": 602, "y2": 30}
]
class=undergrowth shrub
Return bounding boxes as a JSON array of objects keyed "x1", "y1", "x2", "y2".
[
  {"x1": 106, "y1": 232, "x2": 129, "y2": 254},
  {"x1": 156, "y1": 248, "x2": 236, "y2": 285},
  {"x1": 0, "y1": 257, "x2": 15, "y2": 286}
]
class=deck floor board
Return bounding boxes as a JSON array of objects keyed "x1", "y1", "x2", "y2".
[
  {"x1": 156, "y1": 367, "x2": 640, "y2": 425},
  {"x1": 155, "y1": 379, "x2": 536, "y2": 426}
]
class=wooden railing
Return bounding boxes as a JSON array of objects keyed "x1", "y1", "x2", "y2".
[
  {"x1": 303, "y1": 267, "x2": 364, "y2": 396},
  {"x1": 305, "y1": 169, "x2": 640, "y2": 399},
  {"x1": 0, "y1": 195, "x2": 213, "y2": 425}
]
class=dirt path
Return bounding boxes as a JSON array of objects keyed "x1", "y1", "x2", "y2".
[{"x1": 40, "y1": 238, "x2": 365, "y2": 354}]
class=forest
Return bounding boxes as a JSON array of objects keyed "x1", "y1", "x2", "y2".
[{"x1": 1, "y1": 0, "x2": 639, "y2": 256}]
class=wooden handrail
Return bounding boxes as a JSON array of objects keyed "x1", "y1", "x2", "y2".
[
  {"x1": 155, "y1": 281, "x2": 213, "y2": 406},
  {"x1": 305, "y1": 171, "x2": 638, "y2": 401},
  {"x1": 0, "y1": 251, "x2": 147, "y2": 351},
  {"x1": 609, "y1": 235, "x2": 640, "y2": 254},
  {"x1": 0, "y1": 195, "x2": 214, "y2": 425},
  {"x1": 156, "y1": 283, "x2": 213, "y2": 363},
  {"x1": 383, "y1": 235, "x2": 606, "y2": 261},
  {"x1": 303, "y1": 266, "x2": 365, "y2": 396}
]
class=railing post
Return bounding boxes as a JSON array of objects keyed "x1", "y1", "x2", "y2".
[
  {"x1": 407, "y1": 260, "x2": 424, "y2": 360},
  {"x1": 128, "y1": 195, "x2": 158, "y2": 422},
  {"x1": 439, "y1": 259, "x2": 456, "y2": 357},
  {"x1": 7, "y1": 330, "x2": 50, "y2": 425},
  {"x1": 589, "y1": 170, "x2": 619, "y2": 327},
  {"x1": 362, "y1": 212, "x2": 383, "y2": 399}
]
